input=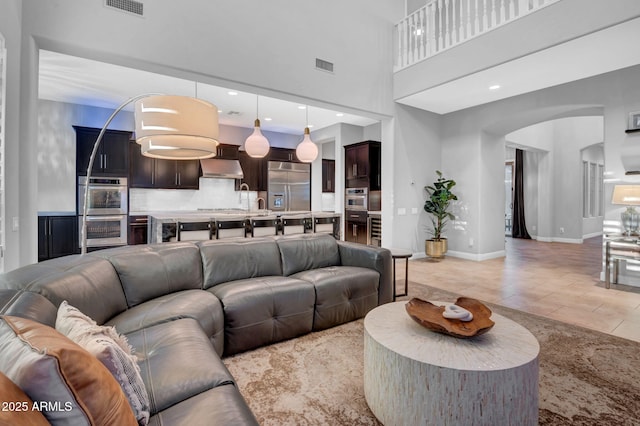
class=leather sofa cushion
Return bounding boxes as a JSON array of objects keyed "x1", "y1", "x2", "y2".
[
  {"x1": 276, "y1": 234, "x2": 341, "y2": 276},
  {"x1": 338, "y1": 241, "x2": 394, "y2": 305},
  {"x1": 0, "y1": 315, "x2": 137, "y2": 425},
  {"x1": 106, "y1": 289, "x2": 225, "y2": 356},
  {"x1": 91, "y1": 243, "x2": 203, "y2": 308},
  {"x1": 125, "y1": 318, "x2": 235, "y2": 414},
  {"x1": 0, "y1": 255, "x2": 127, "y2": 325},
  {"x1": 0, "y1": 370, "x2": 49, "y2": 425},
  {"x1": 198, "y1": 238, "x2": 282, "y2": 289},
  {"x1": 293, "y1": 266, "x2": 380, "y2": 331},
  {"x1": 209, "y1": 276, "x2": 315, "y2": 355},
  {"x1": 0, "y1": 289, "x2": 57, "y2": 328},
  {"x1": 148, "y1": 384, "x2": 258, "y2": 426}
]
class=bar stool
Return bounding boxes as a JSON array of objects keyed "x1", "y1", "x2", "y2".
[
  {"x1": 389, "y1": 248, "x2": 412, "y2": 300},
  {"x1": 313, "y1": 216, "x2": 337, "y2": 235},
  {"x1": 249, "y1": 218, "x2": 279, "y2": 237},
  {"x1": 281, "y1": 217, "x2": 309, "y2": 235},
  {"x1": 215, "y1": 219, "x2": 248, "y2": 239},
  {"x1": 175, "y1": 221, "x2": 214, "y2": 241}
]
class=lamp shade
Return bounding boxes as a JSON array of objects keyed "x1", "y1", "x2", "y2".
[
  {"x1": 134, "y1": 95, "x2": 219, "y2": 159},
  {"x1": 295, "y1": 127, "x2": 318, "y2": 163},
  {"x1": 612, "y1": 185, "x2": 640, "y2": 205},
  {"x1": 244, "y1": 119, "x2": 270, "y2": 158}
]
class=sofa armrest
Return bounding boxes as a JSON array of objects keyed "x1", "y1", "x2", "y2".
[{"x1": 337, "y1": 241, "x2": 393, "y2": 305}]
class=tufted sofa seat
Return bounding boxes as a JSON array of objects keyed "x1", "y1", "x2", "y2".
[{"x1": 0, "y1": 233, "x2": 392, "y2": 425}]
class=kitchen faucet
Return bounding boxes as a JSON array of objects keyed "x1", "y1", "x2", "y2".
[{"x1": 239, "y1": 183, "x2": 251, "y2": 211}]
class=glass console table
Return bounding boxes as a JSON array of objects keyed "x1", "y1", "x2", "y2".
[{"x1": 604, "y1": 236, "x2": 640, "y2": 289}]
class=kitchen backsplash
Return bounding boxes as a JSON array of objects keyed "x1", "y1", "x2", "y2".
[{"x1": 130, "y1": 178, "x2": 257, "y2": 212}]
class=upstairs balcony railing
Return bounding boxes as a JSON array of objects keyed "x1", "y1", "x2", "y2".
[{"x1": 394, "y1": 0, "x2": 561, "y2": 71}]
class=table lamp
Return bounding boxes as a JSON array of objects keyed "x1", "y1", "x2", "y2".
[{"x1": 611, "y1": 185, "x2": 640, "y2": 235}]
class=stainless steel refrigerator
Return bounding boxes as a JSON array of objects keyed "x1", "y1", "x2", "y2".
[{"x1": 268, "y1": 161, "x2": 311, "y2": 212}]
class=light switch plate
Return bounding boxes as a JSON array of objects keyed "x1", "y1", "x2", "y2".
[{"x1": 398, "y1": 208, "x2": 406, "y2": 216}]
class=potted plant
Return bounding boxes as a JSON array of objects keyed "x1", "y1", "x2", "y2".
[{"x1": 424, "y1": 170, "x2": 457, "y2": 258}]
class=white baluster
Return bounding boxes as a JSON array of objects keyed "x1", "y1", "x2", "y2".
[
  {"x1": 420, "y1": 7, "x2": 426, "y2": 59},
  {"x1": 465, "y1": 0, "x2": 472, "y2": 40},
  {"x1": 500, "y1": 0, "x2": 506, "y2": 23},
  {"x1": 452, "y1": 0, "x2": 458, "y2": 44},
  {"x1": 517, "y1": 0, "x2": 529, "y2": 15},
  {"x1": 490, "y1": 0, "x2": 497, "y2": 28},
  {"x1": 400, "y1": 20, "x2": 406, "y2": 67},
  {"x1": 429, "y1": 2, "x2": 436, "y2": 55},
  {"x1": 444, "y1": 0, "x2": 450, "y2": 48},
  {"x1": 411, "y1": 13, "x2": 417, "y2": 64},
  {"x1": 474, "y1": 0, "x2": 480, "y2": 34},
  {"x1": 438, "y1": 0, "x2": 444, "y2": 52},
  {"x1": 482, "y1": 0, "x2": 488, "y2": 31}
]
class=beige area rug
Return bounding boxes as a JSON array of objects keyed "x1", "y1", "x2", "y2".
[{"x1": 223, "y1": 283, "x2": 640, "y2": 425}]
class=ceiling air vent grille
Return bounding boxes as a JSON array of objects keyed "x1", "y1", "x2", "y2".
[
  {"x1": 105, "y1": 0, "x2": 144, "y2": 16},
  {"x1": 315, "y1": 58, "x2": 334, "y2": 73}
]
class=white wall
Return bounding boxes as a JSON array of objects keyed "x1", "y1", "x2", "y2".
[
  {"x1": 0, "y1": 0, "x2": 25, "y2": 271},
  {"x1": 392, "y1": 104, "x2": 441, "y2": 255}
]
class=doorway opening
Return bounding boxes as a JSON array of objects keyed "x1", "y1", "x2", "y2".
[{"x1": 505, "y1": 160, "x2": 514, "y2": 236}]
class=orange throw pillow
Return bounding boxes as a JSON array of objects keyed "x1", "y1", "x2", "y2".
[
  {"x1": 0, "y1": 371, "x2": 49, "y2": 426},
  {"x1": 0, "y1": 315, "x2": 137, "y2": 426}
]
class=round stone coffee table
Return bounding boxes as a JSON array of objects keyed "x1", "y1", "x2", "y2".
[{"x1": 364, "y1": 301, "x2": 539, "y2": 426}]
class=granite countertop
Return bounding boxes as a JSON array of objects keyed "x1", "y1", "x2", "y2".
[{"x1": 138, "y1": 210, "x2": 341, "y2": 222}]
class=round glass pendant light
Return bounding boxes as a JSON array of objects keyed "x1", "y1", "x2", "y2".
[
  {"x1": 135, "y1": 95, "x2": 219, "y2": 160},
  {"x1": 296, "y1": 127, "x2": 318, "y2": 163},
  {"x1": 295, "y1": 106, "x2": 318, "y2": 163},
  {"x1": 244, "y1": 96, "x2": 270, "y2": 158}
]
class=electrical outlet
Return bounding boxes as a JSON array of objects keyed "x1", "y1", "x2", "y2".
[
  {"x1": 469, "y1": 238, "x2": 474, "y2": 247},
  {"x1": 12, "y1": 217, "x2": 19, "y2": 232},
  {"x1": 411, "y1": 207, "x2": 418, "y2": 215},
  {"x1": 398, "y1": 208, "x2": 406, "y2": 216},
  {"x1": 560, "y1": 227, "x2": 565, "y2": 234}
]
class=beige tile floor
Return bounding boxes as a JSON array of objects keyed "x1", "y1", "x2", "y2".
[{"x1": 400, "y1": 236, "x2": 640, "y2": 342}]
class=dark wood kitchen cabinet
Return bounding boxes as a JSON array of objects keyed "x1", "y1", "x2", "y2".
[
  {"x1": 235, "y1": 151, "x2": 267, "y2": 191},
  {"x1": 269, "y1": 147, "x2": 299, "y2": 163},
  {"x1": 322, "y1": 159, "x2": 335, "y2": 193},
  {"x1": 345, "y1": 141, "x2": 381, "y2": 190},
  {"x1": 75, "y1": 126, "x2": 131, "y2": 177},
  {"x1": 215, "y1": 143, "x2": 239, "y2": 160},
  {"x1": 128, "y1": 215, "x2": 149, "y2": 245},
  {"x1": 154, "y1": 158, "x2": 201, "y2": 189},
  {"x1": 129, "y1": 141, "x2": 201, "y2": 189},
  {"x1": 38, "y1": 215, "x2": 78, "y2": 261},
  {"x1": 344, "y1": 210, "x2": 368, "y2": 245}
]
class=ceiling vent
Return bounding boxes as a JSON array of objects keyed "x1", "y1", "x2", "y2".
[
  {"x1": 315, "y1": 58, "x2": 334, "y2": 73},
  {"x1": 105, "y1": 0, "x2": 144, "y2": 16},
  {"x1": 226, "y1": 111, "x2": 242, "y2": 116}
]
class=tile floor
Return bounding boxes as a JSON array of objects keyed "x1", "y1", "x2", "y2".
[{"x1": 401, "y1": 236, "x2": 640, "y2": 342}]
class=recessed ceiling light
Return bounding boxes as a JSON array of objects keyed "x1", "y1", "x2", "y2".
[
  {"x1": 307, "y1": 124, "x2": 314, "y2": 128},
  {"x1": 336, "y1": 113, "x2": 344, "y2": 117},
  {"x1": 264, "y1": 117, "x2": 272, "y2": 121},
  {"x1": 298, "y1": 105, "x2": 306, "y2": 110},
  {"x1": 489, "y1": 85, "x2": 501, "y2": 90},
  {"x1": 228, "y1": 91, "x2": 238, "y2": 96}
]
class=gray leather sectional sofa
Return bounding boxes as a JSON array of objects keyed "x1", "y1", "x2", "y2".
[{"x1": 0, "y1": 233, "x2": 392, "y2": 424}]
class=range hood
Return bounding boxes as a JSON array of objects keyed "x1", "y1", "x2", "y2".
[{"x1": 200, "y1": 159, "x2": 244, "y2": 179}]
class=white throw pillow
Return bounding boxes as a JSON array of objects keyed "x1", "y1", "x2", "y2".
[{"x1": 55, "y1": 301, "x2": 150, "y2": 425}]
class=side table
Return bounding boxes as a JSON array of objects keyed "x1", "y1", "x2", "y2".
[
  {"x1": 389, "y1": 248, "x2": 412, "y2": 300},
  {"x1": 364, "y1": 302, "x2": 540, "y2": 425}
]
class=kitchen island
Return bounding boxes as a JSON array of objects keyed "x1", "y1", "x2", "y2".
[{"x1": 141, "y1": 210, "x2": 341, "y2": 243}]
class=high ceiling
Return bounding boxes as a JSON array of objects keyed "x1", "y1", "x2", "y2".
[{"x1": 38, "y1": 50, "x2": 379, "y2": 135}]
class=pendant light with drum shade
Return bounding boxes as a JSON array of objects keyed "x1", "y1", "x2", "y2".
[
  {"x1": 135, "y1": 94, "x2": 219, "y2": 159},
  {"x1": 244, "y1": 95, "x2": 270, "y2": 158},
  {"x1": 81, "y1": 92, "x2": 220, "y2": 254},
  {"x1": 296, "y1": 106, "x2": 318, "y2": 163}
]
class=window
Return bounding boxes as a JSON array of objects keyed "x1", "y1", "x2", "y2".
[{"x1": 582, "y1": 160, "x2": 604, "y2": 219}]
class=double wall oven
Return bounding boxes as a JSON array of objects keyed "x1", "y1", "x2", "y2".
[{"x1": 77, "y1": 176, "x2": 128, "y2": 248}]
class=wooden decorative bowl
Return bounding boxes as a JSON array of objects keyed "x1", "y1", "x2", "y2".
[{"x1": 405, "y1": 297, "x2": 495, "y2": 338}]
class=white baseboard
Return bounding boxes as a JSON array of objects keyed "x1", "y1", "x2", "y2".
[
  {"x1": 409, "y1": 250, "x2": 506, "y2": 261},
  {"x1": 583, "y1": 231, "x2": 603, "y2": 239},
  {"x1": 533, "y1": 236, "x2": 583, "y2": 244}
]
